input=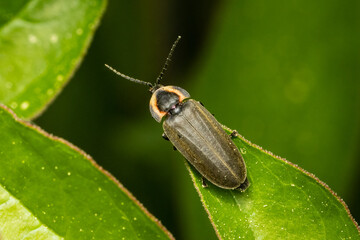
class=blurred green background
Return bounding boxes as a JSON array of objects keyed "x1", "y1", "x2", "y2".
[{"x1": 35, "y1": 0, "x2": 360, "y2": 239}]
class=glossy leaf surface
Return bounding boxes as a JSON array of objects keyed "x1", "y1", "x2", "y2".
[
  {"x1": 0, "y1": 105, "x2": 173, "y2": 239},
  {"x1": 0, "y1": 0, "x2": 106, "y2": 119}
]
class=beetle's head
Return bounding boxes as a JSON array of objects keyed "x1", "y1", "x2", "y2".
[
  {"x1": 105, "y1": 36, "x2": 185, "y2": 122},
  {"x1": 149, "y1": 86, "x2": 190, "y2": 122}
]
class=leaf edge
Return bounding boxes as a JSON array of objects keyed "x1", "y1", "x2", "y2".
[{"x1": 0, "y1": 103, "x2": 175, "y2": 240}]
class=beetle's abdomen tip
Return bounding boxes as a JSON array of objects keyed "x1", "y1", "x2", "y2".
[{"x1": 236, "y1": 178, "x2": 250, "y2": 192}]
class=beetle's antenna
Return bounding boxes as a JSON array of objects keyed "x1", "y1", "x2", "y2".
[
  {"x1": 155, "y1": 36, "x2": 181, "y2": 85},
  {"x1": 105, "y1": 64, "x2": 153, "y2": 87}
]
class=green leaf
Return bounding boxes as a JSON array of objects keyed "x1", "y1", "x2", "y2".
[
  {"x1": 0, "y1": 105, "x2": 174, "y2": 240},
  {"x1": 187, "y1": 128, "x2": 360, "y2": 239},
  {"x1": 0, "y1": 0, "x2": 106, "y2": 119}
]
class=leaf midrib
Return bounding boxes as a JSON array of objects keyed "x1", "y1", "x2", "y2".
[{"x1": 0, "y1": 183, "x2": 63, "y2": 239}]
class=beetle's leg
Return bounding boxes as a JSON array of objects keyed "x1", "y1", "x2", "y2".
[
  {"x1": 230, "y1": 130, "x2": 239, "y2": 139},
  {"x1": 173, "y1": 146, "x2": 177, "y2": 151},
  {"x1": 201, "y1": 177, "x2": 208, "y2": 188},
  {"x1": 235, "y1": 178, "x2": 250, "y2": 192},
  {"x1": 162, "y1": 132, "x2": 169, "y2": 141}
]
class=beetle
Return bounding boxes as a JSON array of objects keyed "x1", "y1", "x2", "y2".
[{"x1": 105, "y1": 36, "x2": 249, "y2": 191}]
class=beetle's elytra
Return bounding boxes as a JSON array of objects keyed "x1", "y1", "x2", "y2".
[{"x1": 105, "y1": 36, "x2": 249, "y2": 191}]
